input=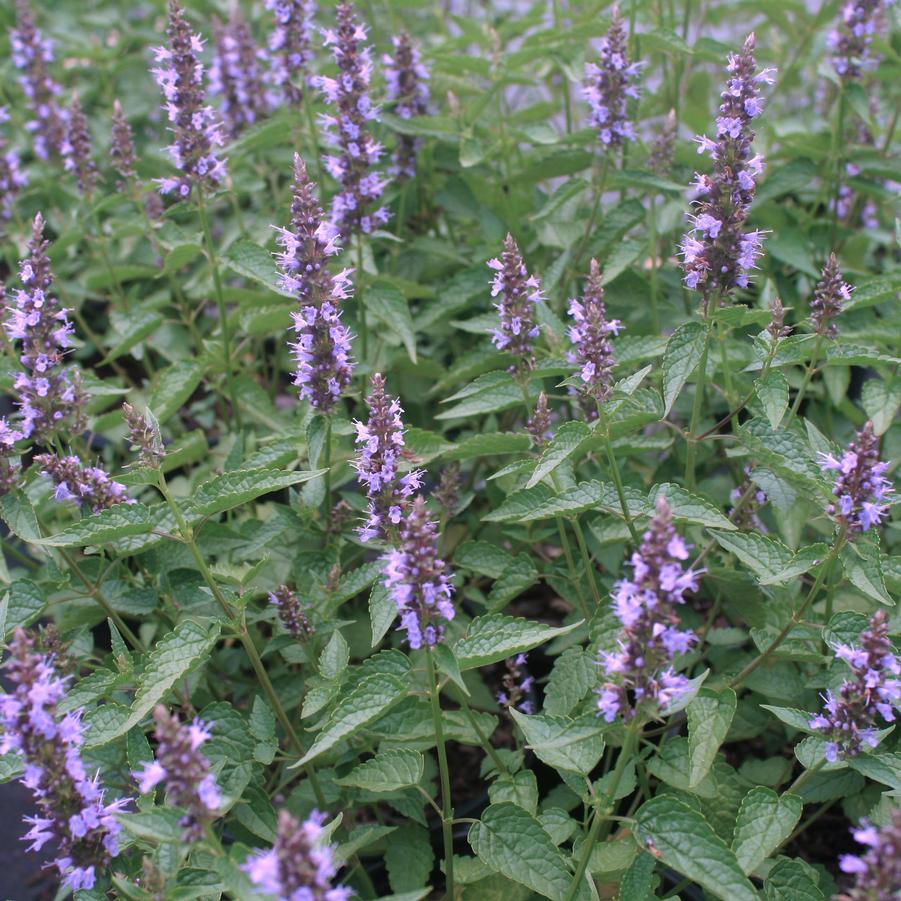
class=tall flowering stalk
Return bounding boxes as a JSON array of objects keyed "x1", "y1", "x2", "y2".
[
  {"x1": 836, "y1": 804, "x2": 901, "y2": 900},
  {"x1": 352, "y1": 373, "x2": 423, "y2": 541},
  {"x1": 243, "y1": 809, "x2": 353, "y2": 900},
  {"x1": 5, "y1": 214, "x2": 85, "y2": 442},
  {"x1": 679, "y1": 34, "x2": 774, "y2": 309},
  {"x1": 383, "y1": 32, "x2": 431, "y2": 178},
  {"x1": 0, "y1": 108, "x2": 27, "y2": 231},
  {"x1": 277, "y1": 155, "x2": 354, "y2": 412},
  {"x1": 0, "y1": 628, "x2": 127, "y2": 891},
  {"x1": 34, "y1": 454, "x2": 133, "y2": 513},
  {"x1": 829, "y1": 1, "x2": 893, "y2": 80},
  {"x1": 61, "y1": 92, "x2": 97, "y2": 195},
  {"x1": 810, "y1": 610, "x2": 900, "y2": 762},
  {"x1": 0, "y1": 415, "x2": 24, "y2": 494},
  {"x1": 810, "y1": 253, "x2": 852, "y2": 337},
  {"x1": 596, "y1": 498, "x2": 700, "y2": 723},
  {"x1": 266, "y1": 0, "x2": 315, "y2": 106},
  {"x1": 315, "y1": 2, "x2": 389, "y2": 236},
  {"x1": 269, "y1": 584, "x2": 314, "y2": 638},
  {"x1": 109, "y1": 99, "x2": 137, "y2": 187},
  {"x1": 151, "y1": 0, "x2": 227, "y2": 198}
]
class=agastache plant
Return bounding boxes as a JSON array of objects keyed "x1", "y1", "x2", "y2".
[
  {"x1": 34, "y1": 454, "x2": 133, "y2": 513},
  {"x1": 596, "y1": 498, "x2": 700, "y2": 722},
  {"x1": 829, "y1": 1, "x2": 893, "y2": 80},
  {"x1": 122, "y1": 403, "x2": 165, "y2": 468},
  {"x1": 109, "y1": 99, "x2": 137, "y2": 187},
  {"x1": 266, "y1": 0, "x2": 315, "y2": 106},
  {"x1": 497, "y1": 654, "x2": 536, "y2": 714},
  {"x1": 0, "y1": 108, "x2": 28, "y2": 231},
  {"x1": 810, "y1": 252, "x2": 852, "y2": 337},
  {"x1": 383, "y1": 31, "x2": 431, "y2": 178},
  {"x1": 810, "y1": 610, "x2": 900, "y2": 762},
  {"x1": 61, "y1": 92, "x2": 97, "y2": 195},
  {"x1": 0, "y1": 627, "x2": 127, "y2": 891},
  {"x1": 837, "y1": 804, "x2": 901, "y2": 901},
  {"x1": 151, "y1": 0, "x2": 227, "y2": 198},
  {"x1": 0, "y1": 415, "x2": 24, "y2": 494},
  {"x1": 680, "y1": 34, "x2": 774, "y2": 309},
  {"x1": 526, "y1": 391, "x2": 553, "y2": 447},
  {"x1": 269, "y1": 584, "x2": 314, "y2": 638},
  {"x1": 315, "y1": 1, "x2": 389, "y2": 235}
]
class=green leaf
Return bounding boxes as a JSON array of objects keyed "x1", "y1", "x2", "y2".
[
  {"x1": 0, "y1": 489, "x2": 41, "y2": 541},
  {"x1": 222, "y1": 240, "x2": 289, "y2": 296},
  {"x1": 767, "y1": 229, "x2": 819, "y2": 277},
  {"x1": 488, "y1": 770, "x2": 540, "y2": 813},
  {"x1": 526, "y1": 421, "x2": 591, "y2": 488},
  {"x1": 861, "y1": 377, "x2": 901, "y2": 436},
  {"x1": 369, "y1": 582, "x2": 397, "y2": 647},
  {"x1": 843, "y1": 545, "x2": 892, "y2": 605},
  {"x1": 295, "y1": 674, "x2": 408, "y2": 766},
  {"x1": 485, "y1": 554, "x2": 539, "y2": 610},
  {"x1": 386, "y1": 824, "x2": 434, "y2": 894},
  {"x1": 34, "y1": 503, "x2": 156, "y2": 547},
  {"x1": 455, "y1": 541, "x2": 514, "y2": 580},
  {"x1": 543, "y1": 647, "x2": 596, "y2": 717},
  {"x1": 319, "y1": 630, "x2": 350, "y2": 681},
  {"x1": 618, "y1": 851, "x2": 657, "y2": 901},
  {"x1": 336, "y1": 748, "x2": 425, "y2": 792},
  {"x1": 763, "y1": 857, "x2": 824, "y2": 901},
  {"x1": 150, "y1": 360, "x2": 207, "y2": 423},
  {"x1": 662, "y1": 321, "x2": 707, "y2": 416},
  {"x1": 102, "y1": 311, "x2": 164, "y2": 364},
  {"x1": 651, "y1": 484, "x2": 736, "y2": 530},
  {"x1": 183, "y1": 467, "x2": 325, "y2": 518},
  {"x1": 1, "y1": 580, "x2": 45, "y2": 639},
  {"x1": 443, "y1": 432, "x2": 531, "y2": 461},
  {"x1": 755, "y1": 370, "x2": 789, "y2": 429},
  {"x1": 633, "y1": 795, "x2": 758, "y2": 901},
  {"x1": 438, "y1": 372, "x2": 537, "y2": 420},
  {"x1": 687, "y1": 689, "x2": 736, "y2": 788},
  {"x1": 510, "y1": 710, "x2": 605, "y2": 776},
  {"x1": 730, "y1": 788, "x2": 802, "y2": 874},
  {"x1": 760, "y1": 544, "x2": 830, "y2": 585},
  {"x1": 364, "y1": 281, "x2": 418, "y2": 363},
  {"x1": 249, "y1": 696, "x2": 277, "y2": 765},
  {"x1": 760, "y1": 705, "x2": 816, "y2": 734},
  {"x1": 848, "y1": 751, "x2": 901, "y2": 790},
  {"x1": 709, "y1": 530, "x2": 793, "y2": 580},
  {"x1": 454, "y1": 614, "x2": 582, "y2": 671}
]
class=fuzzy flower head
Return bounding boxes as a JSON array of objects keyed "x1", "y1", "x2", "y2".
[
  {"x1": 266, "y1": 0, "x2": 315, "y2": 106},
  {"x1": 61, "y1": 92, "x2": 97, "y2": 195},
  {"x1": 0, "y1": 108, "x2": 28, "y2": 231},
  {"x1": 567, "y1": 259, "x2": 622, "y2": 404},
  {"x1": 680, "y1": 34, "x2": 774, "y2": 309},
  {"x1": 110, "y1": 99, "x2": 137, "y2": 187},
  {"x1": 819, "y1": 421, "x2": 893, "y2": 536},
  {"x1": 810, "y1": 610, "x2": 900, "y2": 763},
  {"x1": 767, "y1": 296, "x2": 792, "y2": 341},
  {"x1": 123, "y1": 403, "x2": 165, "y2": 469},
  {"x1": 35, "y1": 453, "x2": 132, "y2": 513},
  {"x1": 829, "y1": 1, "x2": 894, "y2": 81},
  {"x1": 497, "y1": 653, "x2": 536, "y2": 715},
  {"x1": 133, "y1": 705, "x2": 221, "y2": 842},
  {"x1": 243, "y1": 809, "x2": 353, "y2": 901},
  {"x1": 596, "y1": 498, "x2": 700, "y2": 723},
  {"x1": 280, "y1": 155, "x2": 354, "y2": 412},
  {"x1": 489, "y1": 234, "x2": 543, "y2": 372},
  {"x1": 269, "y1": 584, "x2": 314, "y2": 639},
  {"x1": 4, "y1": 214, "x2": 86, "y2": 442},
  {"x1": 526, "y1": 391, "x2": 553, "y2": 449},
  {"x1": 836, "y1": 804, "x2": 901, "y2": 901},
  {"x1": 0, "y1": 413, "x2": 24, "y2": 495},
  {"x1": 383, "y1": 496, "x2": 455, "y2": 650},
  {"x1": 810, "y1": 252, "x2": 852, "y2": 338},
  {"x1": 383, "y1": 32, "x2": 431, "y2": 179},
  {"x1": 151, "y1": 0, "x2": 227, "y2": 198},
  {"x1": 314, "y1": 2, "x2": 389, "y2": 236},
  {"x1": 0, "y1": 627, "x2": 127, "y2": 892},
  {"x1": 583, "y1": 6, "x2": 641, "y2": 149},
  {"x1": 352, "y1": 373, "x2": 423, "y2": 541}
]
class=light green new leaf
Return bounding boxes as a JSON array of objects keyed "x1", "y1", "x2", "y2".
[
  {"x1": 526, "y1": 421, "x2": 591, "y2": 488},
  {"x1": 33, "y1": 503, "x2": 156, "y2": 547},
  {"x1": 335, "y1": 749, "x2": 424, "y2": 792},
  {"x1": 454, "y1": 614, "x2": 582, "y2": 670},
  {"x1": 731, "y1": 787, "x2": 802, "y2": 874},
  {"x1": 510, "y1": 710, "x2": 605, "y2": 776},
  {"x1": 183, "y1": 468, "x2": 326, "y2": 518},
  {"x1": 755, "y1": 370, "x2": 789, "y2": 429},
  {"x1": 662, "y1": 321, "x2": 707, "y2": 415},
  {"x1": 687, "y1": 689, "x2": 736, "y2": 787}
]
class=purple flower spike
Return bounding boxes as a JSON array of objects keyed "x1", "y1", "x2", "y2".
[
  {"x1": 383, "y1": 31, "x2": 431, "y2": 179},
  {"x1": 596, "y1": 497, "x2": 700, "y2": 723},
  {"x1": 11, "y1": 0, "x2": 67, "y2": 160},
  {"x1": 133, "y1": 705, "x2": 221, "y2": 842},
  {"x1": 0, "y1": 108, "x2": 27, "y2": 231},
  {"x1": 0, "y1": 627, "x2": 128, "y2": 892},
  {"x1": 151, "y1": 0, "x2": 227, "y2": 198},
  {"x1": 243, "y1": 808, "x2": 353, "y2": 901},
  {"x1": 383, "y1": 496, "x2": 455, "y2": 650},
  {"x1": 4, "y1": 214, "x2": 85, "y2": 443},
  {"x1": 829, "y1": 1, "x2": 893, "y2": 81},
  {"x1": 110, "y1": 99, "x2": 137, "y2": 187},
  {"x1": 266, "y1": 0, "x2": 315, "y2": 106},
  {"x1": 526, "y1": 392, "x2": 553, "y2": 448},
  {"x1": 34, "y1": 453, "x2": 133, "y2": 514},
  {"x1": 583, "y1": 6, "x2": 641, "y2": 150},
  {"x1": 837, "y1": 804, "x2": 901, "y2": 901},
  {"x1": 819, "y1": 421, "x2": 893, "y2": 536},
  {"x1": 567, "y1": 259, "x2": 622, "y2": 404},
  {"x1": 61, "y1": 92, "x2": 97, "y2": 196},
  {"x1": 489, "y1": 233, "x2": 544, "y2": 372},
  {"x1": 498, "y1": 654, "x2": 536, "y2": 715},
  {"x1": 679, "y1": 34, "x2": 774, "y2": 309},
  {"x1": 352, "y1": 373, "x2": 423, "y2": 542},
  {"x1": 279, "y1": 154, "x2": 355, "y2": 412},
  {"x1": 810, "y1": 252, "x2": 852, "y2": 338},
  {"x1": 314, "y1": 2, "x2": 389, "y2": 236},
  {"x1": 810, "y1": 610, "x2": 901, "y2": 763},
  {"x1": 269, "y1": 584, "x2": 314, "y2": 638},
  {"x1": 0, "y1": 413, "x2": 24, "y2": 494}
]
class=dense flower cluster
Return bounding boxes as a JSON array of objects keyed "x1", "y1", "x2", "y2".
[
  {"x1": 0, "y1": 414, "x2": 23, "y2": 494},
  {"x1": 596, "y1": 498, "x2": 700, "y2": 722},
  {"x1": 383, "y1": 496, "x2": 455, "y2": 649},
  {"x1": 243, "y1": 809, "x2": 353, "y2": 901},
  {"x1": 278, "y1": 154, "x2": 354, "y2": 412},
  {"x1": 829, "y1": 0, "x2": 893, "y2": 80},
  {"x1": 266, "y1": 0, "x2": 315, "y2": 106},
  {"x1": 810, "y1": 253, "x2": 852, "y2": 337},
  {"x1": 352, "y1": 373, "x2": 423, "y2": 541},
  {"x1": 583, "y1": 6, "x2": 641, "y2": 148},
  {"x1": 269, "y1": 584, "x2": 314, "y2": 638},
  {"x1": 151, "y1": 0, "x2": 227, "y2": 197},
  {"x1": 526, "y1": 391, "x2": 553, "y2": 447},
  {"x1": 315, "y1": 2, "x2": 389, "y2": 235},
  {"x1": 0, "y1": 108, "x2": 27, "y2": 231},
  {"x1": 133, "y1": 705, "x2": 221, "y2": 842},
  {"x1": 35, "y1": 453, "x2": 132, "y2": 513},
  {"x1": 383, "y1": 32, "x2": 431, "y2": 178},
  {"x1": 497, "y1": 654, "x2": 536, "y2": 715},
  {"x1": 488, "y1": 233, "x2": 543, "y2": 371},
  {"x1": 680, "y1": 34, "x2": 774, "y2": 308},
  {"x1": 837, "y1": 804, "x2": 901, "y2": 901},
  {"x1": 767, "y1": 296, "x2": 792, "y2": 340},
  {"x1": 0, "y1": 628, "x2": 126, "y2": 891},
  {"x1": 5, "y1": 214, "x2": 85, "y2": 442},
  {"x1": 567, "y1": 259, "x2": 622, "y2": 404},
  {"x1": 123, "y1": 403, "x2": 165, "y2": 468},
  {"x1": 61, "y1": 92, "x2": 97, "y2": 195},
  {"x1": 819, "y1": 421, "x2": 893, "y2": 535},
  {"x1": 811, "y1": 610, "x2": 900, "y2": 762},
  {"x1": 109, "y1": 98, "x2": 137, "y2": 186}
]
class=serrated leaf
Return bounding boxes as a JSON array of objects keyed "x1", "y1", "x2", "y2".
[
  {"x1": 687, "y1": 689, "x2": 736, "y2": 788},
  {"x1": 336, "y1": 748, "x2": 425, "y2": 791},
  {"x1": 755, "y1": 370, "x2": 789, "y2": 429},
  {"x1": 222, "y1": 240, "x2": 289, "y2": 296},
  {"x1": 663, "y1": 321, "x2": 707, "y2": 415},
  {"x1": 510, "y1": 711, "x2": 605, "y2": 776},
  {"x1": 0, "y1": 489, "x2": 41, "y2": 541},
  {"x1": 485, "y1": 554, "x2": 539, "y2": 610},
  {"x1": 319, "y1": 630, "x2": 350, "y2": 681},
  {"x1": 437, "y1": 372, "x2": 536, "y2": 420},
  {"x1": 455, "y1": 541, "x2": 514, "y2": 579},
  {"x1": 444, "y1": 432, "x2": 532, "y2": 461},
  {"x1": 489, "y1": 770, "x2": 539, "y2": 813},
  {"x1": 386, "y1": 824, "x2": 434, "y2": 894},
  {"x1": 369, "y1": 582, "x2": 397, "y2": 647},
  {"x1": 34, "y1": 503, "x2": 156, "y2": 547},
  {"x1": 760, "y1": 705, "x2": 816, "y2": 733},
  {"x1": 249, "y1": 696, "x2": 277, "y2": 765},
  {"x1": 183, "y1": 468, "x2": 325, "y2": 518},
  {"x1": 651, "y1": 484, "x2": 736, "y2": 530},
  {"x1": 364, "y1": 281, "x2": 418, "y2": 363},
  {"x1": 861, "y1": 378, "x2": 901, "y2": 436},
  {"x1": 454, "y1": 615, "x2": 582, "y2": 671},
  {"x1": 149, "y1": 360, "x2": 207, "y2": 423},
  {"x1": 760, "y1": 544, "x2": 830, "y2": 585},
  {"x1": 526, "y1": 421, "x2": 591, "y2": 488},
  {"x1": 543, "y1": 647, "x2": 596, "y2": 717},
  {"x1": 848, "y1": 751, "x2": 901, "y2": 790},
  {"x1": 102, "y1": 311, "x2": 163, "y2": 364},
  {"x1": 763, "y1": 857, "x2": 824, "y2": 901},
  {"x1": 709, "y1": 530, "x2": 793, "y2": 579},
  {"x1": 731, "y1": 788, "x2": 802, "y2": 874},
  {"x1": 618, "y1": 851, "x2": 657, "y2": 901},
  {"x1": 1, "y1": 579, "x2": 45, "y2": 638},
  {"x1": 843, "y1": 545, "x2": 892, "y2": 605}
]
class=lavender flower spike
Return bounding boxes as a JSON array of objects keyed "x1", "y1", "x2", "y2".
[
  {"x1": 837, "y1": 804, "x2": 901, "y2": 901},
  {"x1": 110, "y1": 99, "x2": 137, "y2": 186},
  {"x1": 352, "y1": 373, "x2": 423, "y2": 541},
  {"x1": 35, "y1": 453, "x2": 133, "y2": 513},
  {"x1": 0, "y1": 108, "x2": 27, "y2": 231},
  {"x1": 819, "y1": 421, "x2": 893, "y2": 535},
  {"x1": 596, "y1": 497, "x2": 700, "y2": 723},
  {"x1": 810, "y1": 610, "x2": 900, "y2": 763},
  {"x1": 314, "y1": 2, "x2": 389, "y2": 236},
  {"x1": 269, "y1": 584, "x2": 314, "y2": 638},
  {"x1": 567, "y1": 259, "x2": 622, "y2": 404},
  {"x1": 383, "y1": 32, "x2": 431, "y2": 179},
  {"x1": 0, "y1": 414, "x2": 24, "y2": 495},
  {"x1": 679, "y1": 34, "x2": 774, "y2": 309},
  {"x1": 383, "y1": 496, "x2": 455, "y2": 649},
  {"x1": 0, "y1": 627, "x2": 127, "y2": 891},
  {"x1": 829, "y1": 1, "x2": 894, "y2": 81},
  {"x1": 583, "y1": 6, "x2": 641, "y2": 149},
  {"x1": 243, "y1": 808, "x2": 353, "y2": 901},
  {"x1": 5, "y1": 213, "x2": 85, "y2": 442},
  {"x1": 810, "y1": 252, "x2": 852, "y2": 337},
  {"x1": 151, "y1": 0, "x2": 227, "y2": 198},
  {"x1": 61, "y1": 92, "x2": 97, "y2": 195},
  {"x1": 279, "y1": 154, "x2": 354, "y2": 411},
  {"x1": 133, "y1": 705, "x2": 221, "y2": 842},
  {"x1": 488, "y1": 233, "x2": 544, "y2": 372},
  {"x1": 266, "y1": 0, "x2": 315, "y2": 106}
]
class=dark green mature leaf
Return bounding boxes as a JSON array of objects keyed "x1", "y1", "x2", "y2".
[
  {"x1": 1, "y1": 580, "x2": 45, "y2": 638},
  {"x1": 437, "y1": 372, "x2": 536, "y2": 420},
  {"x1": 731, "y1": 788, "x2": 802, "y2": 874},
  {"x1": 454, "y1": 614, "x2": 582, "y2": 670},
  {"x1": 183, "y1": 468, "x2": 326, "y2": 518},
  {"x1": 33, "y1": 503, "x2": 156, "y2": 547},
  {"x1": 444, "y1": 432, "x2": 531, "y2": 461},
  {"x1": 102, "y1": 311, "x2": 163, "y2": 364},
  {"x1": 652, "y1": 484, "x2": 735, "y2": 530},
  {"x1": 510, "y1": 710, "x2": 605, "y2": 776},
  {"x1": 222, "y1": 240, "x2": 289, "y2": 296},
  {"x1": 149, "y1": 359, "x2": 207, "y2": 423},
  {"x1": 662, "y1": 321, "x2": 707, "y2": 415},
  {"x1": 763, "y1": 857, "x2": 824, "y2": 901},
  {"x1": 336, "y1": 749, "x2": 425, "y2": 791},
  {"x1": 709, "y1": 530, "x2": 793, "y2": 579},
  {"x1": 526, "y1": 421, "x2": 591, "y2": 488},
  {"x1": 543, "y1": 647, "x2": 596, "y2": 717}
]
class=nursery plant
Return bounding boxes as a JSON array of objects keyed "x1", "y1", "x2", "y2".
[{"x1": 0, "y1": 0, "x2": 899, "y2": 899}]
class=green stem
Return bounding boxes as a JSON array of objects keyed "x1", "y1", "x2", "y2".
[
  {"x1": 426, "y1": 646, "x2": 455, "y2": 900},
  {"x1": 684, "y1": 319, "x2": 712, "y2": 488},
  {"x1": 556, "y1": 516, "x2": 590, "y2": 620},
  {"x1": 788, "y1": 335, "x2": 825, "y2": 419},
  {"x1": 597, "y1": 406, "x2": 639, "y2": 545},
  {"x1": 565, "y1": 158, "x2": 610, "y2": 295},
  {"x1": 571, "y1": 515, "x2": 602, "y2": 610},
  {"x1": 787, "y1": 759, "x2": 826, "y2": 796},
  {"x1": 322, "y1": 416, "x2": 333, "y2": 529}
]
